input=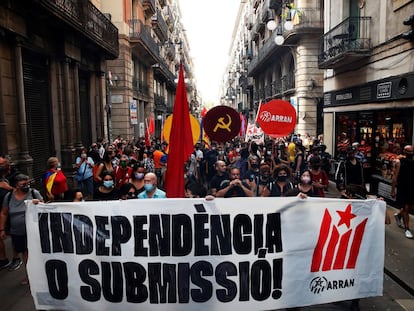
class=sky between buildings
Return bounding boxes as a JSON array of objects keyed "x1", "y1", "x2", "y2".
[{"x1": 178, "y1": 0, "x2": 240, "y2": 108}]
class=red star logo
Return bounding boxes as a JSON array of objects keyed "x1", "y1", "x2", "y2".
[{"x1": 337, "y1": 204, "x2": 356, "y2": 228}]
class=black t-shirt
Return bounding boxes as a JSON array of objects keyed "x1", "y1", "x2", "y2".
[
  {"x1": 269, "y1": 181, "x2": 294, "y2": 197},
  {"x1": 219, "y1": 180, "x2": 251, "y2": 198},
  {"x1": 345, "y1": 159, "x2": 363, "y2": 186},
  {"x1": 209, "y1": 173, "x2": 229, "y2": 192}
]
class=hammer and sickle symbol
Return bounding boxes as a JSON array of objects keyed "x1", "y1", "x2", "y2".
[{"x1": 213, "y1": 114, "x2": 232, "y2": 132}]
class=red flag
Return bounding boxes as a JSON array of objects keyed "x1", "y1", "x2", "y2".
[
  {"x1": 145, "y1": 118, "x2": 151, "y2": 147},
  {"x1": 149, "y1": 115, "x2": 155, "y2": 134},
  {"x1": 165, "y1": 62, "x2": 194, "y2": 198}
]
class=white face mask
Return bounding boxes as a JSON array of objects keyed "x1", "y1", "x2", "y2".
[{"x1": 301, "y1": 176, "x2": 311, "y2": 184}]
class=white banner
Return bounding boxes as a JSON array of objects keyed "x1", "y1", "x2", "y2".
[
  {"x1": 26, "y1": 197, "x2": 385, "y2": 310},
  {"x1": 245, "y1": 123, "x2": 264, "y2": 144}
]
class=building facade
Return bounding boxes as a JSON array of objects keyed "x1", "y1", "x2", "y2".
[
  {"x1": 224, "y1": 0, "x2": 324, "y2": 138},
  {"x1": 320, "y1": 0, "x2": 414, "y2": 197},
  {"x1": 0, "y1": 0, "x2": 118, "y2": 187},
  {"x1": 101, "y1": 0, "x2": 196, "y2": 142}
]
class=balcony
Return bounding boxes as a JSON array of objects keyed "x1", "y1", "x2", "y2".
[
  {"x1": 165, "y1": 43, "x2": 176, "y2": 61},
  {"x1": 129, "y1": 19, "x2": 159, "y2": 65},
  {"x1": 152, "y1": 59, "x2": 176, "y2": 88},
  {"x1": 283, "y1": 7, "x2": 323, "y2": 35},
  {"x1": 318, "y1": 16, "x2": 372, "y2": 69},
  {"x1": 142, "y1": 0, "x2": 156, "y2": 16},
  {"x1": 245, "y1": 15, "x2": 253, "y2": 30},
  {"x1": 163, "y1": 6, "x2": 175, "y2": 31},
  {"x1": 37, "y1": 0, "x2": 118, "y2": 58},
  {"x1": 132, "y1": 78, "x2": 149, "y2": 96},
  {"x1": 151, "y1": 9, "x2": 168, "y2": 42},
  {"x1": 154, "y1": 94, "x2": 168, "y2": 112},
  {"x1": 248, "y1": 7, "x2": 323, "y2": 75}
]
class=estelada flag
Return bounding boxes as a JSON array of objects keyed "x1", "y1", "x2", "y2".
[
  {"x1": 165, "y1": 62, "x2": 194, "y2": 198},
  {"x1": 256, "y1": 99, "x2": 297, "y2": 137}
]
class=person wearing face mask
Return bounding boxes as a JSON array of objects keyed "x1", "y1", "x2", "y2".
[
  {"x1": 0, "y1": 174, "x2": 43, "y2": 283},
  {"x1": 130, "y1": 164, "x2": 146, "y2": 195},
  {"x1": 93, "y1": 173, "x2": 119, "y2": 200},
  {"x1": 391, "y1": 145, "x2": 414, "y2": 239},
  {"x1": 243, "y1": 156, "x2": 260, "y2": 190},
  {"x1": 344, "y1": 146, "x2": 364, "y2": 188},
  {"x1": 114, "y1": 154, "x2": 133, "y2": 190},
  {"x1": 138, "y1": 172, "x2": 166, "y2": 198},
  {"x1": 0, "y1": 155, "x2": 15, "y2": 270},
  {"x1": 309, "y1": 156, "x2": 329, "y2": 197},
  {"x1": 228, "y1": 145, "x2": 241, "y2": 167},
  {"x1": 261, "y1": 165, "x2": 294, "y2": 197},
  {"x1": 74, "y1": 148, "x2": 95, "y2": 200},
  {"x1": 254, "y1": 163, "x2": 274, "y2": 197},
  {"x1": 287, "y1": 169, "x2": 318, "y2": 197}
]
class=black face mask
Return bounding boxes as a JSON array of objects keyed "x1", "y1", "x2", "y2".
[
  {"x1": 21, "y1": 185, "x2": 30, "y2": 193},
  {"x1": 278, "y1": 175, "x2": 288, "y2": 182},
  {"x1": 251, "y1": 164, "x2": 259, "y2": 170}
]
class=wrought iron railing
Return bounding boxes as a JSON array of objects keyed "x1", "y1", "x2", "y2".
[
  {"x1": 153, "y1": 59, "x2": 175, "y2": 84},
  {"x1": 132, "y1": 78, "x2": 149, "y2": 95},
  {"x1": 318, "y1": 16, "x2": 371, "y2": 67},
  {"x1": 248, "y1": 7, "x2": 322, "y2": 74},
  {"x1": 128, "y1": 19, "x2": 159, "y2": 57},
  {"x1": 37, "y1": 0, "x2": 118, "y2": 58},
  {"x1": 272, "y1": 80, "x2": 282, "y2": 95},
  {"x1": 151, "y1": 9, "x2": 168, "y2": 41},
  {"x1": 282, "y1": 73, "x2": 295, "y2": 91}
]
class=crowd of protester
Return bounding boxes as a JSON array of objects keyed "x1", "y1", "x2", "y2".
[{"x1": 1, "y1": 129, "x2": 409, "y2": 292}]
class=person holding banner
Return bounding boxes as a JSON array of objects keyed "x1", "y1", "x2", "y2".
[
  {"x1": 215, "y1": 167, "x2": 254, "y2": 198},
  {"x1": 93, "y1": 173, "x2": 119, "y2": 201},
  {"x1": 209, "y1": 160, "x2": 229, "y2": 197},
  {"x1": 261, "y1": 165, "x2": 294, "y2": 197},
  {"x1": 138, "y1": 172, "x2": 166, "y2": 199},
  {"x1": 0, "y1": 174, "x2": 43, "y2": 284}
]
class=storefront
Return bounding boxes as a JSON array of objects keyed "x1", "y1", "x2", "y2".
[
  {"x1": 324, "y1": 73, "x2": 414, "y2": 201},
  {"x1": 335, "y1": 109, "x2": 413, "y2": 201}
]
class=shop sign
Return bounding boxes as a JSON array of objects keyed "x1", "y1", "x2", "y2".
[
  {"x1": 130, "y1": 100, "x2": 138, "y2": 125},
  {"x1": 376, "y1": 82, "x2": 392, "y2": 99},
  {"x1": 336, "y1": 92, "x2": 353, "y2": 101}
]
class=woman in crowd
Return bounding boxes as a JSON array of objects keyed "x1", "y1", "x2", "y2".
[
  {"x1": 93, "y1": 173, "x2": 119, "y2": 200},
  {"x1": 292, "y1": 142, "x2": 307, "y2": 180},
  {"x1": 119, "y1": 183, "x2": 138, "y2": 200},
  {"x1": 43, "y1": 156, "x2": 68, "y2": 202},
  {"x1": 0, "y1": 174, "x2": 43, "y2": 285},
  {"x1": 286, "y1": 169, "x2": 318, "y2": 197},
  {"x1": 254, "y1": 163, "x2": 274, "y2": 196},
  {"x1": 94, "y1": 147, "x2": 116, "y2": 185},
  {"x1": 309, "y1": 156, "x2": 329, "y2": 197},
  {"x1": 261, "y1": 165, "x2": 294, "y2": 197},
  {"x1": 130, "y1": 164, "x2": 146, "y2": 195}
]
